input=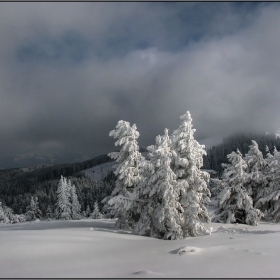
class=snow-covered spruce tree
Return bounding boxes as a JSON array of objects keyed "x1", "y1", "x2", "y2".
[
  {"x1": 103, "y1": 120, "x2": 145, "y2": 229},
  {"x1": 134, "y1": 129, "x2": 184, "y2": 240},
  {"x1": 81, "y1": 210, "x2": 87, "y2": 218},
  {"x1": 209, "y1": 178, "x2": 226, "y2": 198},
  {"x1": 46, "y1": 205, "x2": 53, "y2": 220},
  {"x1": 214, "y1": 149, "x2": 263, "y2": 225},
  {"x1": 255, "y1": 147, "x2": 280, "y2": 222},
  {"x1": 68, "y1": 179, "x2": 81, "y2": 220},
  {"x1": 25, "y1": 196, "x2": 42, "y2": 221},
  {"x1": 13, "y1": 213, "x2": 26, "y2": 223},
  {"x1": 3, "y1": 206, "x2": 14, "y2": 223},
  {"x1": 0, "y1": 202, "x2": 9, "y2": 223},
  {"x1": 55, "y1": 175, "x2": 72, "y2": 220},
  {"x1": 170, "y1": 111, "x2": 211, "y2": 237},
  {"x1": 244, "y1": 140, "x2": 268, "y2": 205},
  {"x1": 265, "y1": 145, "x2": 273, "y2": 163},
  {"x1": 90, "y1": 201, "x2": 102, "y2": 219},
  {"x1": 85, "y1": 205, "x2": 91, "y2": 218}
]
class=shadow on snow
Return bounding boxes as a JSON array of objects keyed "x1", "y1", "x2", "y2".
[{"x1": 0, "y1": 219, "x2": 120, "y2": 232}]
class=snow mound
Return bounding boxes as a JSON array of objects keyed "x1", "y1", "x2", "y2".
[
  {"x1": 214, "y1": 226, "x2": 279, "y2": 234},
  {"x1": 176, "y1": 246, "x2": 202, "y2": 255},
  {"x1": 131, "y1": 270, "x2": 163, "y2": 277}
]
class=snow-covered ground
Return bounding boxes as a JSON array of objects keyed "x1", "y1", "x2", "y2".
[
  {"x1": 1, "y1": 219, "x2": 280, "y2": 278},
  {"x1": 81, "y1": 161, "x2": 115, "y2": 181}
]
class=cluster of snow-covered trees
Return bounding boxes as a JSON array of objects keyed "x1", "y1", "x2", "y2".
[
  {"x1": 54, "y1": 175, "x2": 102, "y2": 220},
  {"x1": 55, "y1": 176, "x2": 80, "y2": 220},
  {"x1": 0, "y1": 196, "x2": 41, "y2": 224},
  {"x1": 50, "y1": 175, "x2": 104, "y2": 220},
  {"x1": 103, "y1": 111, "x2": 212, "y2": 240},
  {"x1": 211, "y1": 140, "x2": 280, "y2": 224},
  {"x1": 103, "y1": 112, "x2": 280, "y2": 240},
  {"x1": 203, "y1": 132, "x2": 280, "y2": 175},
  {"x1": 25, "y1": 196, "x2": 42, "y2": 221},
  {"x1": 0, "y1": 176, "x2": 103, "y2": 224},
  {"x1": 0, "y1": 201, "x2": 26, "y2": 224}
]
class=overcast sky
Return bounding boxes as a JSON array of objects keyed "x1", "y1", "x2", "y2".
[{"x1": 1, "y1": 2, "x2": 280, "y2": 168}]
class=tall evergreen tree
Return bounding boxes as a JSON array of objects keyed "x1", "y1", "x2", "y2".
[
  {"x1": 90, "y1": 201, "x2": 102, "y2": 219},
  {"x1": 86, "y1": 205, "x2": 91, "y2": 218},
  {"x1": 255, "y1": 147, "x2": 280, "y2": 222},
  {"x1": 244, "y1": 140, "x2": 268, "y2": 205},
  {"x1": 134, "y1": 129, "x2": 184, "y2": 240},
  {"x1": 46, "y1": 205, "x2": 53, "y2": 220},
  {"x1": 214, "y1": 150, "x2": 263, "y2": 225},
  {"x1": 171, "y1": 111, "x2": 211, "y2": 237},
  {"x1": 103, "y1": 120, "x2": 145, "y2": 229},
  {"x1": 26, "y1": 196, "x2": 42, "y2": 221},
  {"x1": 68, "y1": 179, "x2": 81, "y2": 220},
  {"x1": 55, "y1": 176, "x2": 71, "y2": 220}
]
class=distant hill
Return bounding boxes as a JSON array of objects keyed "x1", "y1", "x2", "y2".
[
  {"x1": 0, "y1": 153, "x2": 112, "y2": 183},
  {"x1": 0, "y1": 154, "x2": 115, "y2": 216}
]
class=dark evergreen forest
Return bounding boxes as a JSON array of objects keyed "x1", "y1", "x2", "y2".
[{"x1": 0, "y1": 154, "x2": 116, "y2": 217}]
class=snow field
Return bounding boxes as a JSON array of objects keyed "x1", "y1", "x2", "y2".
[
  {"x1": 82, "y1": 161, "x2": 115, "y2": 181},
  {"x1": 1, "y1": 219, "x2": 280, "y2": 278}
]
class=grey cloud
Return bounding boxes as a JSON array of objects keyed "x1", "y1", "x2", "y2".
[{"x1": 0, "y1": 2, "x2": 280, "y2": 168}]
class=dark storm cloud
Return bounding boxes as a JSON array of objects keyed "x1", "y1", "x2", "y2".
[{"x1": 0, "y1": 2, "x2": 280, "y2": 168}]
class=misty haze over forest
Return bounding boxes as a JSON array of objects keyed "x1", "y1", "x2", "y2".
[{"x1": 1, "y1": 2, "x2": 280, "y2": 169}]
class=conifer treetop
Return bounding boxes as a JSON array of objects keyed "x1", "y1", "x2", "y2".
[{"x1": 180, "y1": 111, "x2": 192, "y2": 122}]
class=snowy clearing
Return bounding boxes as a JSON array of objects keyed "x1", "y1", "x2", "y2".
[
  {"x1": 1, "y1": 219, "x2": 280, "y2": 278},
  {"x1": 81, "y1": 161, "x2": 115, "y2": 181}
]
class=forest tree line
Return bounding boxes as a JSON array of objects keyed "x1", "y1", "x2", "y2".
[
  {"x1": 1, "y1": 116, "x2": 280, "y2": 231},
  {"x1": 203, "y1": 132, "x2": 280, "y2": 175},
  {"x1": 0, "y1": 154, "x2": 115, "y2": 218}
]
